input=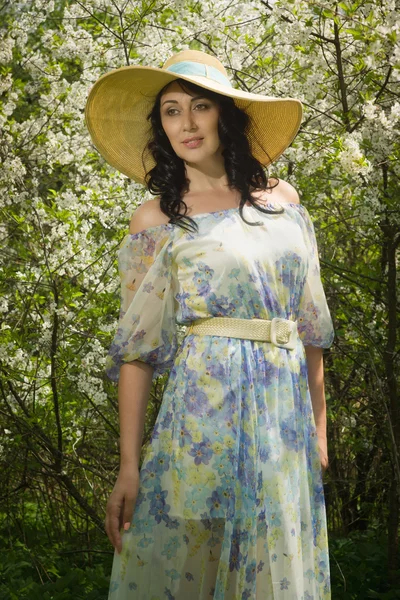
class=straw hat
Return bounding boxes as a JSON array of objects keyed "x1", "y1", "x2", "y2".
[{"x1": 84, "y1": 49, "x2": 303, "y2": 185}]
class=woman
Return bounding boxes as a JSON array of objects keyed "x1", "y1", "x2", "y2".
[{"x1": 85, "y1": 49, "x2": 334, "y2": 599}]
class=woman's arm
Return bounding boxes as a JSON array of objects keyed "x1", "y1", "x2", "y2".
[
  {"x1": 116, "y1": 205, "x2": 164, "y2": 470},
  {"x1": 305, "y1": 345, "x2": 326, "y2": 437},
  {"x1": 118, "y1": 360, "x2": 154, "y2": 471},
  {"x1": 105, "y1": 360, "x2": 154, "y2": 554},
  {"x1": 304, "y1": 345, "x2": 329, "y2": 471}
]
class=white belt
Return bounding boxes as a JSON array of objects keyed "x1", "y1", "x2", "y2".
[{"x1": 186, "y1": 316, "x2": 298, "y2": 350}]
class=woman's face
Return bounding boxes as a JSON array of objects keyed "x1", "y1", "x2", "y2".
[{"x1": 159, "y1": 81, "x2": 223, "y2": 164}]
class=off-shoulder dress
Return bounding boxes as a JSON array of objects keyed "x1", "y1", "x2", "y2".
[{"x1": 105, "y1": 202, "x2": 334, "y2": 600}]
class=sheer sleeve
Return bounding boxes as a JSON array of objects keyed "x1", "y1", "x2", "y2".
[
  {"x1": 295, "y1": 205, "x2": 335, "y2": 348},
  {"x1": 105, "y1": 224, "x2": 178, "y2": 383}
]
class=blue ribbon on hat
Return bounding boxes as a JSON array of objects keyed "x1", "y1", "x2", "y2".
[{"x1": 165, "y1": 61, "x2": 232, "y2": 88}]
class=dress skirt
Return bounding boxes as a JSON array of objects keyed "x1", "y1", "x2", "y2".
[{"x1": 107, "y1": 333, "x2": 331, "y2": 599}]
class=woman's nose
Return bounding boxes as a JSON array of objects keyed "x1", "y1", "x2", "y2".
[{"x1": 183, "y1": 110, "x2": 197, "y2": 131}]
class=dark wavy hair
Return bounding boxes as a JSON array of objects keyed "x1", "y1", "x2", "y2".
[{"x1": 143, "y1": 78, "x2": 284, "y2": 233}]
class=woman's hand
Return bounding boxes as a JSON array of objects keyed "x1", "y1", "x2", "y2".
[
  {"x1": 318, "y1": 438, "x2": 329, "y2": 474},
  {"x1": 105, "y1": 466, "x2": 140, "y2": 554}
]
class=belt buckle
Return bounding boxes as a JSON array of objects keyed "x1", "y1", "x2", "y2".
[{"x1": 270, "y1": 317, "x2": 297, "y2": 350}]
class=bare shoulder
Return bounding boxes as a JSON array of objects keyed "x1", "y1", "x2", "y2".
[
  {"x1": 253, "y1": 178, "x2": 301, "y2": 205},
  {"x1": 274, "y1": 179, "x2": 301, "y2": 204},
  {"x1": 129, "y1": 197, "x2": 170, "y2": 234}
]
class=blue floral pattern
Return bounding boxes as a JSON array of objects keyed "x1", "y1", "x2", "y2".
[{"x1": 106, "y1": 203, "x2": 334, "y2": 599}]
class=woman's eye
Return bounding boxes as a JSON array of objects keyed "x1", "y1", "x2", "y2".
[{"x1": 166, "y1": 104, "x2": 209, "y2": 116}]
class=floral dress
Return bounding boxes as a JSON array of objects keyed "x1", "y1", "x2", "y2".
[{"x1": 105, "y1": 202, "x2": 335, "y2": 600}]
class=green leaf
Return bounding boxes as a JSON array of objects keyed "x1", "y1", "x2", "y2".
[{"x1": 344, "y1": 27, "x2": 364, "y2": 39}]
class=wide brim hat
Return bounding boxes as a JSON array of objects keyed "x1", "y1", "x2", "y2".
[{"x1": 84, "y1": 49, "x2": 303, "y2": 185}]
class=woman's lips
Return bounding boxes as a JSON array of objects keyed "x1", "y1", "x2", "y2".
[{"x1": 183, "y1": 138, "x2": 203, "y2": 148}]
